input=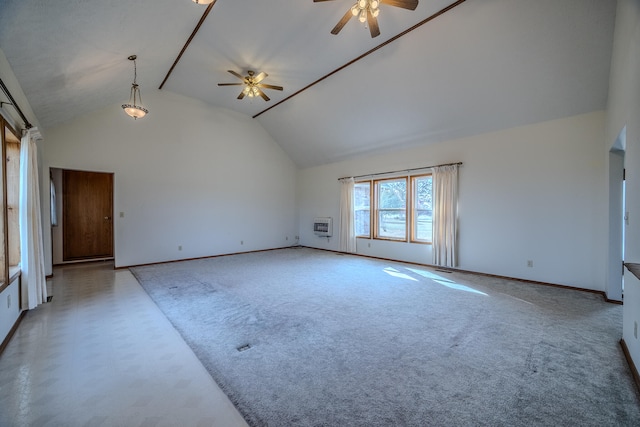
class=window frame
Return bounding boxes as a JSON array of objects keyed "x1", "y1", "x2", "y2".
[
  {"x1": 410, "y1": 174, "x2": 433, "y2": 244},
  {"x1": 354, "y1": 181, "x2": 372, "y2": 238},
  {"x1": 0, "y1": 117, "x2": 21, "y2": 293},
  {"x1": 354, "y1": 173, "x2": 433, "y2": 245},
  {"x1": 373, "y1": 176, "x2": 408, "y2": 241}
]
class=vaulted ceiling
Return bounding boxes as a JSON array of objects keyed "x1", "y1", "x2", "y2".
[{"x1": 0, "y1": 0, "x2": 616, "y2": 168}]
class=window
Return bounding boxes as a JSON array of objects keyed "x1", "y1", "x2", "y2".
[
  {"x1": 355, "y1": 173, "x2": 433, "y2": 244},
  {"x1": 374, "y1": 177, "x2": 407, "y2": 240},
  {"x1": 0, "y1": 118, "x2": 21, "y2": 291},
  {"x1": 411, "y1": 174, "x2": 433, "y2": 243},
  {"x1": 354, "y1": 182, "x2": 371, "y2": 237},
  {"x1": 6, "y1": 138, "x2": 20, "y2": 271}
]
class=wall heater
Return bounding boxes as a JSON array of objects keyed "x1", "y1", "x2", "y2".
[{"x1": 313, "y1": 217, "x2": 332, "y2": 237}]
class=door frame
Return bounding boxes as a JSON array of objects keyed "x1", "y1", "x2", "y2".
[
  {"x1": 607, "y1": 127, "x2": 626, "y2": 302},
  {"x1": 51, "y1": 167, "x2": 115, "y2": 265}
]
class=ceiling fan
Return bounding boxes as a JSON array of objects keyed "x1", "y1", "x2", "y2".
[
  {"x1": 315, "y1": 0, "x2": 419, "y2": 38},
  {"x1": 217, "y1": 70, "x2": 283, "y2": 101}
]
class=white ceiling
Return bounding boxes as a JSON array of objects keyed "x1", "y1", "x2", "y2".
[{"x1": 0, "y1": 0, "x2": 616, "y2": 168}]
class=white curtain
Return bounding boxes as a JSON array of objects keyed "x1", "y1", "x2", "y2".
[
  {"x1": 20, "y1": 128, "x2": 47, "y2": 309},
  {"x1": 432, "y1": 164, "x2": 459, "y2": 267},
  {"x1": 339, "y1": 177, "x2": 356, "y2": 253}
]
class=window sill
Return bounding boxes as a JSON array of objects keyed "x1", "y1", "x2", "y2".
[
  {"x1": 0, "y1": 265, "x2": 21, "y2": 294},
  {"x1": 357, "y1": 236, "x2": 432, "y2": 245},
  {"x1": 9, "y1": 265, "x2": 21, "y2": 283}
]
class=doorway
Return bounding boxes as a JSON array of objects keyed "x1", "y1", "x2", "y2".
[
  {"x1": 607, "y1": 127, "x2": 626, "y2": 302},
  {"x1": 51, "y1": 168, "x2": 114, "y2": 264}
]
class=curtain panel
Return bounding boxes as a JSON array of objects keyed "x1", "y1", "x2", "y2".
[
  {"x1": 432, "y1": 164, "x2": 459, "y2": 267},
  {"x1": 20, "y1": 128, "x2": 47, "y2": 309},
  {"x1": 339, "y1": 177, "x2": 356, "y2": 253}
]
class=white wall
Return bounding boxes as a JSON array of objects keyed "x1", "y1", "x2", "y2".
[
  {"x1": 606, "y1": 0, "x2": 640, "y2": 370},
  {"x1": 0, "y1": 276, "x2": 21, "y2": 346},
  {"x1": 298, "y1": 111, "x2": 607, "y2": 291},
  {"x1": 42, "y1": 89, "x2": 299, "y2": 269}
]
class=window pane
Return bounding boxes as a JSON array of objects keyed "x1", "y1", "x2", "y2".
[
  {"x1": 354, "y1": 182, "x2": 370, "y2": 237},
  {"x1": 0, "y1": 126, "x2": 7, "y2": 287},
  {"x1": 412, "y1": 175, "x2": 432, "y2": 242},
  {"x1": 377, "y1": 178, "x2": 406, "y2": 240},
  {"x1": 7, "y1": 140, "x2": 20, "y2": 268}
]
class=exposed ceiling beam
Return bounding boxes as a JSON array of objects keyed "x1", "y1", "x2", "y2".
[
  {"x1": 253, "y1": 0, "x2": 467, "y2": 119},
  {"x1": 159, "y1": 1, "x2": 218, "y2": 90}
]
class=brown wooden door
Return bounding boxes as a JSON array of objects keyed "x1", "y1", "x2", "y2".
[{"x1": 63, "y1": 170, "x2": 113, "y2": 261}]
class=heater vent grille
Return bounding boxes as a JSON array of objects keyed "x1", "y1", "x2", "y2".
[{"x1": 313, "y1": 217, "x2": 332, "y2": 237}]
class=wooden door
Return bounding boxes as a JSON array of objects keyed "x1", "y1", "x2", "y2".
[{"x1": 63, "y1": 170, "x2": 113, "y2": 261}]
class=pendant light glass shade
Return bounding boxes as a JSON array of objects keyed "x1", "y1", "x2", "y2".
[
  {"x1": 122, "y1": 55, "x2": 148, "y2": 120},
  {"x1": 122, "y1": 84, "x2": 148, "y2": 119}
]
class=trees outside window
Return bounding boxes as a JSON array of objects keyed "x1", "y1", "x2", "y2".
[
  {"x1": 375, "y1": 178, "x2": 407, "y2": 240},
  {"x1": 354, "y1": 182, "x2": 371, "y2": 237},
  {"x1": 411, "y1": 175, "x2": 432, "y2": 243}
]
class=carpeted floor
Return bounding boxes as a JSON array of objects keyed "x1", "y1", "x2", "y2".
[{"x1": 130, "y1": 247, "x2": 640, "y2": 426}]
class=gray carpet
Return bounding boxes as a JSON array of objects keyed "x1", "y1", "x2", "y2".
[{"x1": 130, "y1": 247, "x2": 640, "y2": 426}]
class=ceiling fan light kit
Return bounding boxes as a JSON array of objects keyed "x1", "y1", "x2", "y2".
[
  {"x1": 121, "y1": 55, "x2": 149, "y2": 120},
  {"x1": 217, "y1": 70, "x2": 283, "y2": 102},
  {"x1": 352, "y1": 0, "x2": 380, "y2": 23},
  {"x1": 316, "y1": 0, "x2": 418, "y2": 38}
]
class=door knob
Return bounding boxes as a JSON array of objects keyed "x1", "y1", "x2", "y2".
[{"x1": 104, "y1": 216, "x2": 111, "y2": 220}]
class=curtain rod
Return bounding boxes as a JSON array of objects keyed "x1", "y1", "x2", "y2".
[
  {"x1": 0, "y1": 77, "x2": 33, "y2": 129},
  {"x1": 338, "y1": 162, "x2": 462, "y2": 181}
]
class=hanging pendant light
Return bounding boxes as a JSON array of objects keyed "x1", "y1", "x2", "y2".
[
  {"x1": 192, "y1": 0, "x2": 215, "y2": 4},
  {"x1": 121, "y1": 55, "x2": 148, "y2": 120}
]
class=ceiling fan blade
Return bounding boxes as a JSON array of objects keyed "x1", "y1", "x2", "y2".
[
  {"x1": 257, "y1": 89, "x2": 270, "y2": 101},
  {"x1": 367, "y1": 13, "x2": 380, "y2": 38},
  {"x1": 380, "y1": 0, "x2": 419, "y2": 10},
  {"x1": 217, "y1": 83, "x2": 243, "y2": 86},
  {"x1": 253, "y1": 72, "x2": 268, "y2": 84},
  {"x1": 331, "y1": 9, "x2": 354, "y2": 35},
  {"x1": 257, "y1": 83, "x2": 283, "y2": 91},
  {"x1": 227, "y1": 70, "x2": 245, "y2": 80},
  {"x1": 237, "y1": 91, "x2": 246, "y2": 100}
]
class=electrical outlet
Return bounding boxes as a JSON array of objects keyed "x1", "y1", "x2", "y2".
[
  {"x1": 119, "y1": 212, "x2": 124, "y2": 218},
  {"x1": 368, "y1": 243, "x2": 371, "y2": 248},
  {"x1": 635, "y1": 321, "x2": 638, "y2": 339},
  {"x1": 7, "y1": 294, "x2": 10, "y2": 308},
  {"x1": 178, "y1": 245, "x2": 182, "y2": 251},
  {"x1": 241, "y1": 240, "x2": 244, "y2": 245},
  {"x1": 286, "y1": 236, "x2": 289, "y2": 241},
  {"x1": 527, "y1": 260, "x2": 533, "y2": 268}
]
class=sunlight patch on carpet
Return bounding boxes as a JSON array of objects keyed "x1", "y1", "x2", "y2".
[
  {"x1": 408, "y1": 267, "x2": 487, "y2": 295},
  {"x1": 383, "y1": 267, "x2": 418, "y2": 281}
]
